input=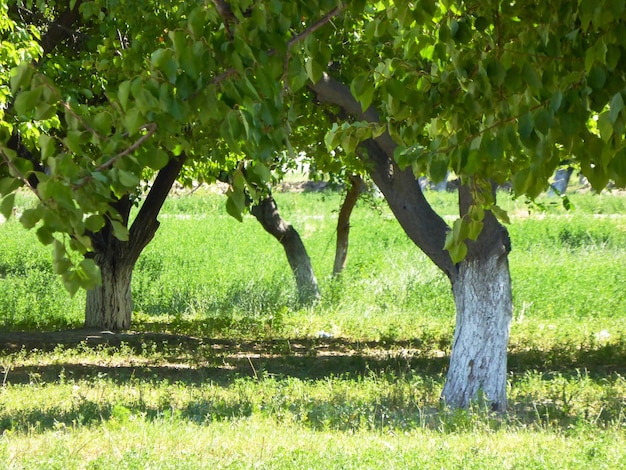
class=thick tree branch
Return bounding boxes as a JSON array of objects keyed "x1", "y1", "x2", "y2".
[
  {"x1": 40, "y1": 1, "x2": 85, "y2": 56},
  {"x1": 309, "y1": 73, "x2": 458, "y2": 279},
  {"x1": 128, "y1": 152, "x2": 187, "y2": 257}
]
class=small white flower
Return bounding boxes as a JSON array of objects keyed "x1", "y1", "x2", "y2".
[{"x1": 595, "y1": 330, "x2": 611, "y2": 342}]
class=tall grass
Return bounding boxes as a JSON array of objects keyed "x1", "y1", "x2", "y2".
[{"x1": 1, "y1": 188, "x2": 626, "y2": 340}]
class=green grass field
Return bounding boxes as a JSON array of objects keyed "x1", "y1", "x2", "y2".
[{"x1": 0, "y1": 187, "x2": 625, "y2": 468}]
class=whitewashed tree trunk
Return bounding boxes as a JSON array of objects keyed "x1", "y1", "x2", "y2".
[{"x1": 442, "y1": 254, "x2": 512, "y2": 411}]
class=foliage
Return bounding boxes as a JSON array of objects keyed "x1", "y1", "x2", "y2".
[
  {"x1": 3, "y1": 0, "x2": 626, "y2": 289},
  {"x1": 311, "y1": 0, "x2": 626, "y2": 257}
]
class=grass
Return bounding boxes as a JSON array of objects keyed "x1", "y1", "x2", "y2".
[{"x1": 1, "y1": 185, "x2": 626, "y2": 467}]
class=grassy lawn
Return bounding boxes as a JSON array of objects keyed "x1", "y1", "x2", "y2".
[{"x1": 0, "y1": 186, "x2": 625, "y2": 468}]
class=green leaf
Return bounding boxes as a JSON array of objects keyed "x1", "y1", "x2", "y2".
[
  {"x1": 430, "y1": 158, "x2": 448, "y2": 184},
  {"x1": 36, "y1": 225, "x2": 54, "y2": 245},
  {"x1": 0, "y1": 193, "x2": 15, "y2": 220},
  {"x1": 63, "y1": 130, "x2": 83, "y2": 155},
  {"x1": 467, "y1": 219, "x2": 483, "y2": 241},
  {"x1": 20, "y1": 206, "x2": 43, "y2": 229},
  {"x1": 225, "y1": 194, "x2": 244, "y2": 222},
  {"x1": 534, "y1": 109, "x2": 552, "y2": 135},
  {"x1": 522, "y1": 63, "x2": 542, "y2": 90},
  {"x1": 110, "y1": 219, "x2": 129, "y2": 241},
  {"x1": 149, "y1": 148, "x2": 170, "y2": 170},
  {"x1": 486, "y1": 60, "x2": 506, "y2": 87},
  {"x1": 608, "y1": 148, "x2": 626, "y2": 188},
  {"x1": 151, "y1": 48, "x2": 172, "y2": 68},
  {"x1": 587, "y1": 65, "x2": 606, "y2": 90},
  {"x1": 78, "y1": 258, "x2": 102, "y2": 287},
  {"x1": 118, "y1": 80, "x2": 131, "y2": 111},
  {"x1": 468, "y1": 204, "x2": 484, "y2": 222},
  {"x1": 38, "y1": 134, "x2": 56, "y2": 162},
  {"x1": 550, "y1": 90, "x2": 563, "y2": 112},
  {"x1": 14, "y1": 87, "x2": 43, "y2": 117},
  {"x1": 0, "y1": 177, "x2": 21, "y2": 196},
  {"x1": 123, "y1": 108, "x2": 143, "y2": 136},
  {"x1": 118, "y1": 169, "x2": 140, "y2": 188},
  {"x1": 305, "y1": 58, "x2": 324, "y2": 84},
  {"x1": 444, "y1": 229, "x2": 468, "y2": 264},
  {"x1": 187, "y1": 7, "x2": 206, "y2": 38},
  {"x1": 10, "y1": 63, "x2": 34, "y2": 93},
  {"x1": 84, "y1": 214, "x2": 105, "y2": 232},
  {"x1": 518, "y1": 112, "x2": 534, "y2": 139},
  {"x1": 609, "y1": 92, "x2": 624, "y2": 124},
  {"x1": 597, "y1": 112, "x2": 614, "y2": 142},
  {"x1": 350, "y1": 74, "x2": 375, "y2": 112},
  {"x1": 490, "y1": 205, "x2": 510, "y2": 224},
  {"x1": 452, "y1": 217, "x2": 469, "y2": 241},
  {"x1": 250, "y1": 162, "x2": 271, "y2": 183}
]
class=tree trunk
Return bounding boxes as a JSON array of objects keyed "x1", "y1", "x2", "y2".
[
  {"x1": 548, "y1": 167, "x2": 574, "y2": 195},
  {"x1": 443, "y1": 186, "x2": 513, "y2": 411},
  {"x1": 85, "y1": 247, "x2": 134, "y2": 330},
  {"x1": 251, "y1": 196, "x2": 320, "y2": 305},
  {"x1": 333, "y1": 174, "x2": 364, "y2": 276},
  {"x1": 442, "y1": 254, "x2": 512, "y2": 410},
  {"x1": 310, "y1": 73, "x2": 514, "y2": 409},
  {"x1": 84, "y1": 154, "x2": 186, "y2": 330}
]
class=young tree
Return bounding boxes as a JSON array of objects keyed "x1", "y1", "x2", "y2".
[{"x1": 250, "y1": 194, "x2": 320, "y2": 304}]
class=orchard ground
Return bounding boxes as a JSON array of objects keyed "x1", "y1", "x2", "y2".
[{"x1": 0, "y1": 183, "x2": 625, "y2": 468}]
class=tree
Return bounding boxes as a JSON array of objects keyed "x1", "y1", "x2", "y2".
[
  {"x1": 250, "y1": 194, "x2": 320, "y2": 304},
  {"x1": 333, "y1": 173, "x2": 365, "y2": 277},
  {"x1": 300, "y1": 1, "x2": 626, "y2": 410}
]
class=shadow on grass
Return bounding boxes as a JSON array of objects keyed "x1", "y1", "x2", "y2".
[
  {"x1": 1, "y1": 327, "x2": 626, "y2": 385},
  {"x1": 1, "y1": 328, "x2": 626, "y2": 435}
]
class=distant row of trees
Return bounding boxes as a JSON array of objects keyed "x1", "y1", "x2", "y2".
[{"x1": 2, "y1": 1, "x2": 626, "y2": 411}]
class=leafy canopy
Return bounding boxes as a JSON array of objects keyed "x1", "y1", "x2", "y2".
[{"x1": 3, "y1": 0, "x2": 626, "y2": 284}]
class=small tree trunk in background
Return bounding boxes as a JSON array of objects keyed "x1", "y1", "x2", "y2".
[
  {"x1": 333, "y1": 174, "x2": 364, "y2": 276},
  {"x1": 251, "y1": 196, "x2": 320, "y2": 305},
  {"x1": 548, "y1": 167, "x2": 574, "y2": 196}
]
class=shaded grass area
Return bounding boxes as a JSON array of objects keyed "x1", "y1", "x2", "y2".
[
  {"x1": 0, "y1": 333, "x2": 625, "y2": 468},
  {"x1": 2, "y1": 415, "x2": 624, "y2": 469}
]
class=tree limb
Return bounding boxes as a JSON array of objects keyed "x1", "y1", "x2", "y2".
[{"x1": 309, "y1": 73, "x2": 458, "y2": 279}]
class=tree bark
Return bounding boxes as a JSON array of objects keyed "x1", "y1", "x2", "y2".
[
  {"x1": 85, "y1": 226, "x2": 134, "y2": 330},
  {"x1": 443, "y1": 252, "x2": 512, "y2": 410},
  {"x1": 310, "y1": 73, "x2": 514, "y2": 410},
  {"x1": 439, "y1": 184, "x2": 513, "y2": 410},
  {"x1": 548, "y1": 167, "x2": 574, "y2": 196},
  {"x1": 251, "y1": 196, "x2": 320, "y2": 305},
  {"x1": 333, "y1": 174, "x2": 364, "y2": 276},
  {"x1": 85, "y1": 154, "x2": 186, "y2": 330}
]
